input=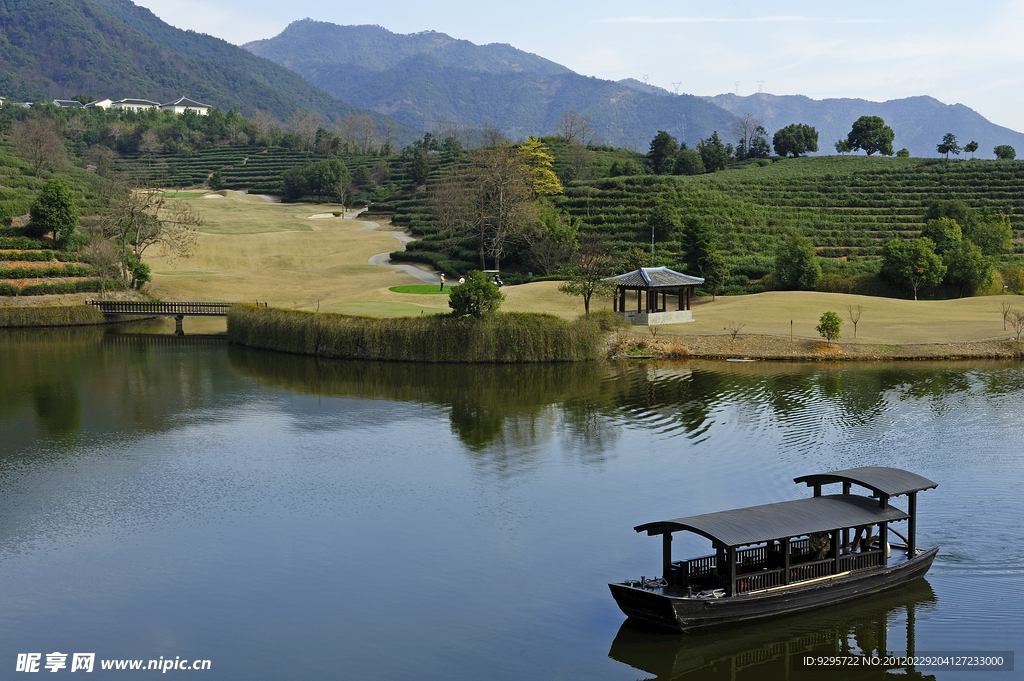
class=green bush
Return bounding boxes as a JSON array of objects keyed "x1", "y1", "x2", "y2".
[{"x1": 448, "y1": 270, "x2": 504, "y2": 317}]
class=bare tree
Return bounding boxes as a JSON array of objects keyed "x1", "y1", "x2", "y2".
[
  {"x1": 429, "y1": 171, "x2": 472, "y2": 257},
  {"x1": 250, "y1": 111, "x2": 280, "y2": 147},
  {"x1": 354, "y1": 114, "x2": 381, "y2": 153},
  {"x1": 728, "y1": 322, "x2": 745, "y2": 339},
  {"x1": 1002, "y1": 301, "x2": 1012, "y2": 330},
  {"x1": 288, "y1": 111, "x2": 322, "y2": 152},
  {"x1": 480, "y1": 119, "x2": 508, "y2": 147},
  {"x1": 80, "y1": 229, "x2": 121, "y2": 298},
  {"x1": 732, "y1": 112, "x2": 764, "y2": 158},
  {"x1": 847, "y1": 304, "x2": 863, "y2": 338},
  {"x1": 1009, "y1": 309, "x2": 1024, "y2": 340},
  {"x1": 12, "y1": 115, "x2": 66, "y2": 177},
  {"x1": 138, "y1": 128, "x2": 162, "y2": 166},
  {"x1": 100, "y1": 182, "x2": 202, "y2": 282},
  {"x1": 558, "y1": 109, "x2": 592, "y2": 144}
]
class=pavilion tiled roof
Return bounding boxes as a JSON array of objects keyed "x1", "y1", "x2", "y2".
[{"x1": 604, "y1": 266, "x2": 704, "y2": 288}]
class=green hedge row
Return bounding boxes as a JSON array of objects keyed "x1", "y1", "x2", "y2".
[
  {"x1": 227, "y1": 305, "x2": 613, "y2": 362},
  {"x1": 0, "y1": 250, "x2": 76, "y2": 262},
  {"x1": 0, "y1": 265, "x2": 93, "y2": 279},
  {"x1": 0, "y1": 280, "x2": 108, "y2": 296}
]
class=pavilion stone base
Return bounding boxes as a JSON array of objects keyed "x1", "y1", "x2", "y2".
[{"x1": 621, "y1": 310, "x2": 693, "y2": 326}]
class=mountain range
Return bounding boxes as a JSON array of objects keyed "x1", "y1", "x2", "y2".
[
  {"x1": 2, "y1": 0, "x2": 1021, "y2": 159},
  {"x1": 245, "y1": 20, "x2": 1024, "y2": 158},
  {"x1": 705, "y1": 93, "x2": 1024, "y2": 160},
  {"x1": 0, "y1": 0, "x2": 419, "y2": 141},
  {"x1": 243, "y1": 20, "x2": 736, "y2": 150}
]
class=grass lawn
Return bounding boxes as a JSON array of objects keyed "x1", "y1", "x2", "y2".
[
  {"x1": 388, "y1": 284, "x2": 452, "y2": 295},
  {"x1": 143, "y1": 190, "x2": 1024, "y2": 345}
]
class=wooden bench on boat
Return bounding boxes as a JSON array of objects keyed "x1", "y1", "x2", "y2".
[{"x1": 609, "y1": 466, "x2": 939, "y2": 631}]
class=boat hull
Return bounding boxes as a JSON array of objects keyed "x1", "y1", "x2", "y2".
[{"x1": 609, "y1": 546, "x2": 938, "y2": 632}]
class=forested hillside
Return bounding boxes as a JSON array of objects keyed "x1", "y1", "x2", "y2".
[{"x1": 0, "y1": 0, "x2": 419, "y2": 142}]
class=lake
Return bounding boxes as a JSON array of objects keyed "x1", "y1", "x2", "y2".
[{"x1": 1, "y1": 326, "x2": 1021, "y2": 679}]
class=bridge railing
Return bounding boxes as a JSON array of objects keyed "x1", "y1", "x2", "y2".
[{"x1": 88, "y1": 300, "x2": 235, "y2": 316}]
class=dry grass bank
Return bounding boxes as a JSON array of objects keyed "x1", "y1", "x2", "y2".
[{"x1": 142, "y1": 191, "x2": 1024, "y2": 358}]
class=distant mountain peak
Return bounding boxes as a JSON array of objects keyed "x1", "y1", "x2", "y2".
[{"x1": 245, "y1": 22, "x2": 573, "y2": 77}]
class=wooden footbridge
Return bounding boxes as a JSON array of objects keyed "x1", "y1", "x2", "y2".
[{"x1": 88, "y1": 300, "x2": 263, "y2": 333}]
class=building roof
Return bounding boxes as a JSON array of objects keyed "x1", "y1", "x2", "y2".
[
  {"x1": 635, "y1": 494, "x2": 909, "y2": 548},
  {"x1": 604, "y1": 266, "x2": 704, "y2": 288},
  {"x1": 52, "y1": 99, "x2": 84, "y2": 108},
  {"x1": 794, "y1": 467, "x2": 937, "y2": 498},
  {"x1": 160, "y1": 96, "x2": 211, "y2": 109},
  {"x1": 115, "y1": 98, "x2": 160, "y2": 106}
]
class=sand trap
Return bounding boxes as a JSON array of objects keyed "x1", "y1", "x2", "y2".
[
  {"x1": 202, "y1": 194, "x2": 223, "y2": 199},
  {"x1": 308, "y1": 213, "x2": 339, "y2": 219}
]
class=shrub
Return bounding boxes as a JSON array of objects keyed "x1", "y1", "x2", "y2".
[{"x1": 448, "y1": 270, "x2": 504, "y2": 317}]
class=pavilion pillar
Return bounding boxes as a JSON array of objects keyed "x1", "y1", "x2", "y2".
[
  {"x1": 879, "y1": 522, "x2": 888, "y2": 567},
  {"x1": 727, "y1": 546, "x2": 737, "y2": 596},
  {"x1": 831, "y1": 530, "x2": 841, "y2": 574},
  {"x1": 813, "y1": 483, "x2": 821, "y2": 497},
  {"x1": 908, "y1": 492, "x2": 917, "y2": 556},
  {"x1": 782, "y1": 538, "x2": 791, "y2": 585},
  {"x1": 636, "y1": 289, "x2": 641, "y2": 313},
  {"x1": 620, "y1": 287, "x2": 625, "y2": 312},
  {"x1": 843, "y1": 482, "x2": 852, "y2": 548},
  {"x1": 662, "y1": 533, "x2": 673, "y2": 582},
  {"x1": 677, "y1": 288, "x2": 683, "y2": 311}
]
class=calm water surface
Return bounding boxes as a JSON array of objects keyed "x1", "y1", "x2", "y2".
[{"x1": 1, "y1": 327, "x2": 1022, "y2": 680}]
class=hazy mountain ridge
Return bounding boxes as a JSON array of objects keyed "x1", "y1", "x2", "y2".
[
  {"x1": 244, "y1": 20, "x2": 1023, "y2": 157},
  {"x1": 244, "y1": 20, "x2": 573, "y2": 77},
  {"x1": 706, "y1": 93, "x2": 1024, "y2": 159},
  {"x1": 243, "y1": 23, "x2": 735, "y2": 147}
]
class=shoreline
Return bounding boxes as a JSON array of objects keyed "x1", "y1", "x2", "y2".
[
  {"x1": 5, "y1": 304, "x2": 1024, "y2": 362},
  {"x1": 616, "y1": 332, "x2": 1024, "y2": 361}
]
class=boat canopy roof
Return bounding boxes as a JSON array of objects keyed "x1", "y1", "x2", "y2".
[
  {"x1": 635, "y1": 494, "x2": 908, "y2": 548},
  {"x1": 794, "y1": 466, "x2": 937, "y2": 498}
]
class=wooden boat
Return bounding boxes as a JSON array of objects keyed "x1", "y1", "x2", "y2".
[{"x1": 609, "y1": 466, "x2": 938, "y2": 632}]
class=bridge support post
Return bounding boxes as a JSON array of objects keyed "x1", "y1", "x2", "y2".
[{"x1": 174, "y1": 315, "x2": 185, "y2": 335}]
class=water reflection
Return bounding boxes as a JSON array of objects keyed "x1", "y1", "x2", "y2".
[
  {"x1": 226, "y1": 349, "x2": 1024, "y2": 462},
  {"x1": 226, "y1": 347, "x2": 622, "y2": 458},
  {"x1": 0, "y1": 328, "x2": 237, "y2": 453},
  {"x1": 609, "y1": 579, "x2": 938, "y2": 680}
]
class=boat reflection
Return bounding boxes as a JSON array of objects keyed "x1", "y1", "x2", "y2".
[{"x1": 608, "y1": 579, "x2": 937, "y2": 680}]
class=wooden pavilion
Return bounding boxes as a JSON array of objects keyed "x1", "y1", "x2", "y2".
[{"x1": 605, "y1": 267, "x2": 704, "y2": 325}]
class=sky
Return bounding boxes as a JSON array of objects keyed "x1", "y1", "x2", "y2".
[{"x1": 130, "y1": 0, "x2": 1024, "y2": 133}]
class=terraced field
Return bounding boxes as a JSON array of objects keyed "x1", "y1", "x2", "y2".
[{"x1": 553, "y1": 157, "x2": 1024, "y2": 281}]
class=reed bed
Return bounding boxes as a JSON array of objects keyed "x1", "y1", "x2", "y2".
[
  {"x1": 0, "y1": 305, "x2": 105, "y2": 328},
  {"x1": 227, "y1": 305, "x2": 620, "y2": 363}
]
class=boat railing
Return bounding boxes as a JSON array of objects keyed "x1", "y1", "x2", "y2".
[
  {"x1": 788, "y1": 558, "x2": 833, "y2": 582},
  {"x1": 838, "y1": 549, "x2": 884, "y2": 572},
  {"x1": 734, "y1": 567, "x2": 785, "y2": 593}
]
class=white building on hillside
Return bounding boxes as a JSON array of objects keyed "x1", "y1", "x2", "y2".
[
  {"x1": 86, "y1": 98, "x2": 113, "y2": 110},
  {"x1": 112, "y1": 98, "x2": 159, "y2": 112},
  {"x1": 159, "y1": 96, "x2": 211, "y2": 116}
]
